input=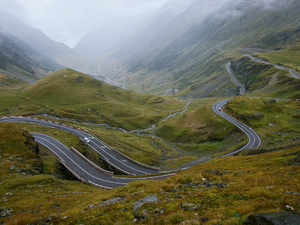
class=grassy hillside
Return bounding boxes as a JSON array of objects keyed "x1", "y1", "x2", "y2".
[
  {"x1": 0, "y1": 73, "x2": 27, "y2": 87},
  {"x1": 153, "y1": 98, "x2": 245, "y2": 157},
  {"x1": 1, "y1": 68, "x2": 184, "y2": 131},
  {"x1": 1, "y1": 68, "x2": 299, "y2": 167},
  {"x1": 1, "y1": 124, "x2": 299, "y2": 225},
  {"x1": 0, "y1": 69, "x2": 191, "y2": 167},
  {"x1": 257, "y1": 43, "x2": 300, "y2": 74},
  {"x1": 230, "y1": 56, "x2": 300, "y2": 99},
  {"x1": 224, "y1": 96, "x2": 300, "y2": 148}
]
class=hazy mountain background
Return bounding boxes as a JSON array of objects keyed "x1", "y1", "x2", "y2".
[
  {"x1": 0, "y1": 0, "x2": 299, "y2": 97},
  {"x1": 73, "y1": 14, "x2": 153, "y2": 56},
  {"x1": 74, "y1": 0, "x2": 299, "y2": 97},
  {"x1": 0, "y1": 32, "x2": 62, "y2": 82},
  {"x1": 0, "y1": 11, "x2": 90, "y2": 81}
]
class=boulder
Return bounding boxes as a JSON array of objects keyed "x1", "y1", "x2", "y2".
[
  {"x1": 244, "y1": 212, "x2": 300, "y2": 225},
  {"x1": 133, "y1": 195, "x2": 160, "y2": 211}
]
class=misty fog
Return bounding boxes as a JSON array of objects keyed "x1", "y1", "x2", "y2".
[{"x1": 0, "y1": 0, "x2": 291, "y2": 49}]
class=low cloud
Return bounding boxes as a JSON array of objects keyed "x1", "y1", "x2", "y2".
[{"x1": 0, "y1": 0, "x2": 169, "y2": 46}]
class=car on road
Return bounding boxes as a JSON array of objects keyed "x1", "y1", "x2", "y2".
[
  {"x1": 218, "y1": 108, "x2": 221, "y2": 112},
  {"x1": 84, "y1": 137, "x2": 90, "y2": 143}
]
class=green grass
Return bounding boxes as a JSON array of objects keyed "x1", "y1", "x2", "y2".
[
  {"x1": 225, "y1": 96, "x2": 300, "y2": 148},
  {"x1": 0, "y1": 73, "x2": 300, "y2": 225},
  {"x1": 2, "y1": 130, "x2": 299, "y2": 225},
  {"x1": 258, "y1": 43, "x2": 300, "y2": 72},
  {"x1": 152, "y1": 98, "x2": 245, "y2": 158},
  {"x1": 230, "y1": 56, "x2": 300, "y2": 99},
  {"x1": 0, "y1": 68, "x2": 185, "y2": 131}
]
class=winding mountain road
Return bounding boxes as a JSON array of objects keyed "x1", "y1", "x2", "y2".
[
  {"x1": 0, "y1": 116, "x2": 158, "y2": 176},
  {"x1": 0, "y1": 60, "x2": 266, "y2": 188},
  {"x1": 212, "y1": 99, "x2": 261, "y2": 156},
  {"x1": 226, "y1": 62, "x2": 246, "y2": 95},
  {"x1": 32, "y1": 133, "x2": 172, "y2": 189},
  {"x1": 244, "y1": 54, "x2": 300, "y2": 79}
]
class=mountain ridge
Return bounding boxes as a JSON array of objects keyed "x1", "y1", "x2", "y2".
[{"x1": 83, "y1": 0, "x2": 300, "y2": 97}]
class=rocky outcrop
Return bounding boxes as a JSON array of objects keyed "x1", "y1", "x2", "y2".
[
  {"x1": 244, "y1": 212, "x2": 300, "y2": 225},
  {"x1": 84, "y1": 196, "x2": 127, "y2": 211},
  {"x1": 0, "y1": 207, "x2": 13, "y2": 217},
  {"x1": 133, "y1": 195, "x2": 160, "y2": 211}
]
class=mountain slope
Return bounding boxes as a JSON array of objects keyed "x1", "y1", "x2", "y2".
[
  {"x1": 97, "y1": 0, "x2": 300, "y2": 97},
  {"x1": 74, "y1": 14, "x2": 152, "y2": 56},
  {"x1": 0, "y1": 11, "x2": 72, "y2": 58},
  {"x1": 0, "y1": 33, "x2": 63, "y2": 82},
  {"x1": 0, "y1": 11, "x2": 90, "y2": 74},
  {"x1": 18, "y1": 68, "x2": 184, "y2": 131}
]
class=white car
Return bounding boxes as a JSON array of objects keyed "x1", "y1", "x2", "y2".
[{"x1": 84, "y1": 137, "x2": 90, "y2": 143}]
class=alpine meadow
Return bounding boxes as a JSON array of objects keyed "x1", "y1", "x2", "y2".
[{"x1": 0, "y1": 0, "x2": 300, "y2": 224}]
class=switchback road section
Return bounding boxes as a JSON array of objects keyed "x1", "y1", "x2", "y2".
[
  {"x1": 212, "y1": 99, "x2": 261, "y2": 156},
  {"x1": 0, "y1": 116, "x2": 158, "y2": 176},
  {"x1": 32, "y1": 133, "x2": 172, "y2": 189},
  {"x1": 245, "y1": 54, "x2": 300, "y2": 79},
  {"x1": 226, "y1": 62, "x2": 246, "y2": 95}
]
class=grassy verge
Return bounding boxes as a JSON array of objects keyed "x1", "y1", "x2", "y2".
[
  {"x1": 2, "y1": 137, "x2": 299, "y2": 225},
  {"x1": 225, "y1": 96, "x2": 300, "y2": 148},
  {"x1": 258, "y1": 44, "x2": 300, "y2": 72},
  {"x1": 152, "y1": 98, "x2": 245, "y2": 158}
]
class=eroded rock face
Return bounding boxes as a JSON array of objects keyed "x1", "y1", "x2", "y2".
[{"x1": 244, "y1": 212, "x2": 300, "y2": 225}]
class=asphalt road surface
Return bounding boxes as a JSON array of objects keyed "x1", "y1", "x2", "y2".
[
  {"x1": 0, "y1": 116, "x2": 158, "y2": 175},
  {"x1": 32, "y1": 132, "x2": 172, "y2": 189},
  {"x1": 226, "y1": 62, "x2": 246, "y2": 95},
  {"x1": 245, "y1": 54, "x2": 300, "y2": 79},
  {"x1": 212, "y1": 99, "x2": 261, "y2": 156}
]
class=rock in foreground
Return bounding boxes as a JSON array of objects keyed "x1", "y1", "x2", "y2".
[{"x1": 244, "y1": 212, "x2": 300, "y2": 225}]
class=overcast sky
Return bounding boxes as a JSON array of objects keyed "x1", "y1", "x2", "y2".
[{"x1": 0, "y1": 0, "x2": 169, "y2": 47}]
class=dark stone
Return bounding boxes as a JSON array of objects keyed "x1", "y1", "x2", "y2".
[
  {"x1": 200, "y1": 217, "x2": 209, "y2": 223},
  {"x1": 204, "y1": 182, "x2": 212, "y2": 188},
  {"x1": 134, "y1": 214, "x2": 146, "y2": 221},
  {"x1": 182, "y1": 181, "x2": 227, "y2": 188},
  {"x1": 215, "y1": 183, "x2": 227, "y2": 188},
  {"x1": 244, "y1": 212, "x2": 300, "y2": 225}
]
